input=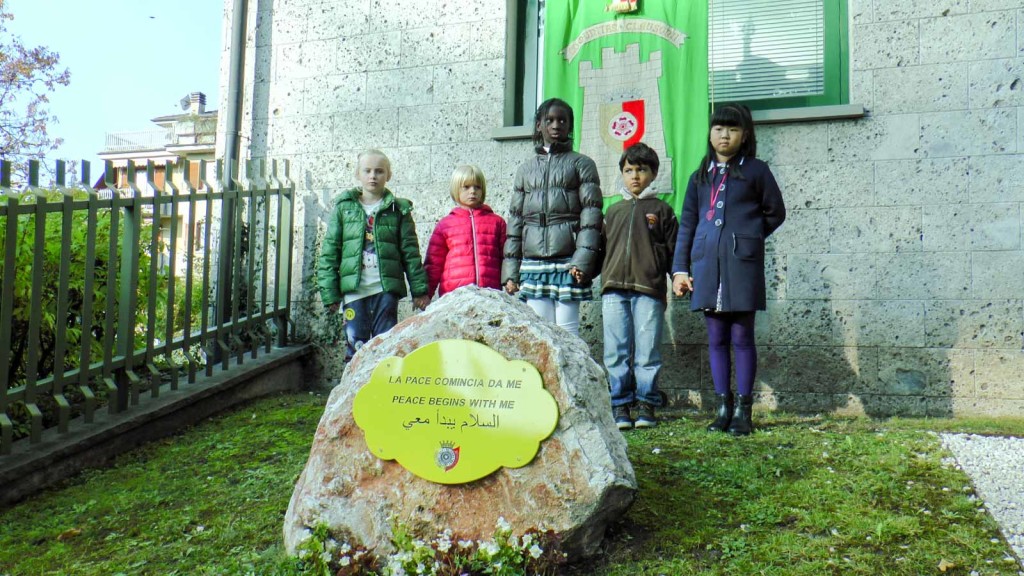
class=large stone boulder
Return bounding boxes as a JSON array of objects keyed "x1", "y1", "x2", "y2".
[{"x1": 284, "y1": 285, "x2": 636, "y2": 560}]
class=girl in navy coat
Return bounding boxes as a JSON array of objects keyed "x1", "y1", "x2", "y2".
[{"x1": 671, "y1": 103, "x2": 786, "y2": 436}]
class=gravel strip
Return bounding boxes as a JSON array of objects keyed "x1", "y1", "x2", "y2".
[{"x1": 941, "y1": 433, "x2": 1024, "y2": 569}]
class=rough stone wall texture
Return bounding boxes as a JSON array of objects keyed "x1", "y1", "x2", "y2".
[{"x1": 220, "y1": 0, "x2": 1024, "y2": 417}]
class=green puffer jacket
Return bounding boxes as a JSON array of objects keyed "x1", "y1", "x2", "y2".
[{"x1": 316, "y1": 187, "x2": 428, "y2": 307}]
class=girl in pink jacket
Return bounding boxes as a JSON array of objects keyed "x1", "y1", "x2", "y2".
[{"x1": 424, "y1": 165, "x2": 507, "y2": 297}]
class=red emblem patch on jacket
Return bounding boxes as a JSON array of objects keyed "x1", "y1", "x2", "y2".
[{"x1": 645, "y1": 213, "x2": 658, "y2": 229}]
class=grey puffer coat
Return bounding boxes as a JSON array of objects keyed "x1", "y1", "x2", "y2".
[{"x1": 502, "y1": 141, "x2": 604, "y2": 283}]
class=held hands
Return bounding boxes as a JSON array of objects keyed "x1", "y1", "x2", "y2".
[
  {"x1": 569, "y1": 266, "x2": 586, "y2": 284},
  {"x1": 413, "y1": 295, "x2": 431, "y2": 311},
  {"x1": 504, "y1": 279, "x2": 519, "y2": 295},
  {"x1": 672, "y1": 273, "x2": 694, "y2": 297}
]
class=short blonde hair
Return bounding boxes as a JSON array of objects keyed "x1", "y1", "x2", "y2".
[
  {"x1": 449, "y1": 164, "x2": 487, "y2": 203},
  {"x1": 355, "y1": 149, "x2": 392, "y2": 179}
]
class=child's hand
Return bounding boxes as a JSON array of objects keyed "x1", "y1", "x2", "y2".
[
  {"x1": 672, "y1": 273, "x2": 693, "y2": 296},
  {"x1": 505, "y1": 280, "x2": 519, "y2": 295},
  {"x1": 413, "y1": 295, "x2": 430, "y2": 311},
  {"x1": 569, "y1": 266, "x2": 585, "y2": 283}
]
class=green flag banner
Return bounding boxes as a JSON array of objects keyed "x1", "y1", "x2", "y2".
[{"x1": 543, "y1": 0, "x2": 709, "y2": 214}]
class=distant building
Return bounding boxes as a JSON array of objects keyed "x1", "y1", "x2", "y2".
[
  {"x1": 98, "y1": 92, "x2": 217, "y2": 189},
  {"x1": 97, "y1": 92, "x2": 218, "y2": 270}
]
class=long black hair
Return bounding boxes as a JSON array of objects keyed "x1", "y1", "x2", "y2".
[
  {"x1": 696, "y1": 103, "x2": 756, "y2": 184},
  {"x1": 532, "y1": 97, "x2": 575, "y2": 147}
]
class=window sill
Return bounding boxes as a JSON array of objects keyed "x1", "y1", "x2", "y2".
[
  {"x1": 751, "y1": 104, "x2": 866, "y2": 124},
  {"x1": 491, "y1": 125, "x2": 533, "y2": 141},
  {"x1": 491, "y1": 104, "x2": 867, "y2": 141}
]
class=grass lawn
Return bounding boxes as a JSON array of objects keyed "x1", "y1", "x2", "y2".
[{"x1": 0, "y1": 392, "x2": 1021, "y2": 575}]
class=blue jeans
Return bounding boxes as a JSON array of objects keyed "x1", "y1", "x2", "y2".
[
  {"x1": 602, "y1": 290, "x2": 665, "y2": 407},
  {"x1": 343, "y1": 292, "x2": 398, "y2": 360}
]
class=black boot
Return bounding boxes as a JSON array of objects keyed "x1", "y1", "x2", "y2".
[
  {"x1": 707, "y1": 393, "x2": 733, "y2": 432},
  {"x1": 727, "y1": 394, "x2": 754, "y2": 436}
]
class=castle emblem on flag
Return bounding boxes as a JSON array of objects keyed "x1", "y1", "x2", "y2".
[{"x1": 580, "y1": 45, "x2": 674, "y2": 196}]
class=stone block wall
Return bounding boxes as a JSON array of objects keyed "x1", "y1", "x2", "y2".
[
  {"x1": 739, "y1": 0, "x2": 1024, "y2": 417},
  {"x1": 220, "y1": 0, "x2": 1024, "y2": 417}
]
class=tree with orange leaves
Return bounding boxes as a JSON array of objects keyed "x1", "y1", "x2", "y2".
[{"x1": 0, "y1": 0, "x2": 71, "y2": 184}]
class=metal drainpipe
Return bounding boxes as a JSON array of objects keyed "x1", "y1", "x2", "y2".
[
  {"x1": 215, "y1": 0, "x2": 248, "y2": 353},
  {"x1": 223, "y1": 0, "x2": 247, "y2": 169}
]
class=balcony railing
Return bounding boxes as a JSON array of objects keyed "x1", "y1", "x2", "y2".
[
  {"x1": 0, "y1": 158, "x2": 294, "y2": 456},
  {"x1": 102, "y1": 130, "x2": 174, "y2": 153}
]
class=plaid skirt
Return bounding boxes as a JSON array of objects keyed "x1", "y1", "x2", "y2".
[{"x1": 518, "y1": 257, "x2": 592, "y2": 302}]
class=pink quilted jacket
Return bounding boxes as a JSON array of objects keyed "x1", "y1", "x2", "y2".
[{"x1": 424, "y1": 205, "x2": 507, "y2": 297}]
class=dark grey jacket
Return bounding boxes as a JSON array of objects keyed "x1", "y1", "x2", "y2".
[
  {"x1": 502, "y1": 141, "x2": 604, "y2": 283},
  {"x1": 671, "y1": 157, "x2": 786, "y2": 312}
]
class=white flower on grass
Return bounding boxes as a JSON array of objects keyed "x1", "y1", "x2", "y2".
[
  {"x1": 416, "y1": 562, "x2": 426, "y2": 574},
  {"x1": 435, "y1": 528, "x2": 454, "y2": 552},
  {"x1": 529, "y1": 544, "x2": 543, "y2": 559},
  {"x1": 507, "y1": 534, "x2": 519, "y2": 548},
  {"x1": 394, "y1": 550, "x2": 413, "y2": 563},
  {"x1": 386, "y1": 556, "x2": 408, "y2": 576},
  {"x1": 339, "y1": 556, "x2": 351, "y2": 567},
  {"x1": 458, "y1": 539, "x2": 474, "y2": 549},
  {"x1": 320, "y1": 551, "x2": 332, "y2": 563},
  {"x1": 480, "y1": 540, "x2": 500, "y2": 557},
  {"x1": 522, "y1": 533, "x2": 534, "y2": 547},
  {"x1": 496, "y1": 516, "x2": 511, "y2": 532},
  {"x1": 652, "y1": 448, "x2": 662, "y2": 455},
  {"x1": 436, "y1": 537, "x2": 452, "y2": 553}
]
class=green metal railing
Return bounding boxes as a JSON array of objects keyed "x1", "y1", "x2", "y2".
[{"x1": 0, "y1": 158, "x2": 294, "y2": 455}]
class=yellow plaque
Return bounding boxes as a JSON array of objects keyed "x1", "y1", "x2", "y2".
[{"x1": 352, "y1": 339, "x2": 559, "y2": 484}]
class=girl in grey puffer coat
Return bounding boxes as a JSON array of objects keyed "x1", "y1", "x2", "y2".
[{"x1": 502, "y1": 98, "x2": 603, "y2": 336}]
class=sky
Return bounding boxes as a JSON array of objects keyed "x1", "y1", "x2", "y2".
[{"x1": 5, "y1": 0, "x2": 223, "y2": 178}]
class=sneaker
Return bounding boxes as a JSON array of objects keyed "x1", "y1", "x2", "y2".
[
  {"x1": 634, "y1": 403, "x2": 657, "y2": 428},
  {"x1": 612, "y1": 405, "x2": 633, "y2": 430}
]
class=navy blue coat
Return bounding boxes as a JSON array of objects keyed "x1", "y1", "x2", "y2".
[{"x1": 671, "y1": 157, "x2": 785, "y2": 312}]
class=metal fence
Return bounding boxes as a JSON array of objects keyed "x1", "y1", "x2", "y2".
[{"x1": 0, "y1": 158, "x2": 294, "y2": 455}]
